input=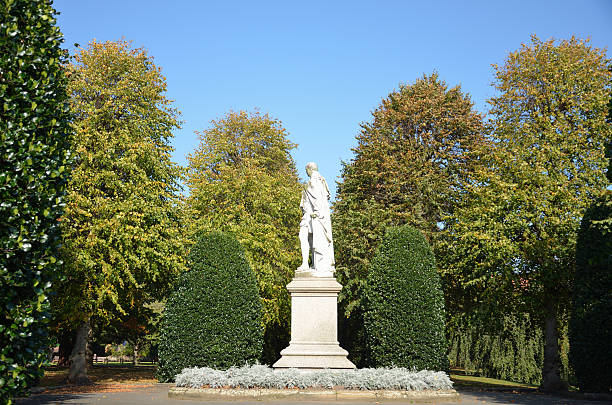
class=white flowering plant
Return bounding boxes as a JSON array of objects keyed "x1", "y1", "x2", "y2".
[{"x1": 174, "y1": 364, "x2": 453, "y2": 391}]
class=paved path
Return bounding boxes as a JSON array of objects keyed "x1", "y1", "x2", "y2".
[{"x1": 14, "y1": 384, "x2": 610, "y2": 405}]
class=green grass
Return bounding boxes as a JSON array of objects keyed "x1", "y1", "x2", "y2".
[{"x1": 449, "y1": 368, "x2": 537, "y2": 390}]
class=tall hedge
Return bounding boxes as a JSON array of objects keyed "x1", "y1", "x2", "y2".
[
  {"x1": 0, "y1": 0, "x2": 71, "y2": 402},
  {"x1": 157, "y1": 232, "x2": 264, "y2": 382},
  {"x1": 570, "y1": 193, "x2": 612, "y2": 392},
  {"x1": 363, "y1": 225, "x2": 447, "y2": 370}
]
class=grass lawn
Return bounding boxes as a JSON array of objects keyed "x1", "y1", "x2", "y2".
[{"x1": 449, "y1": 368, "x2": 537, "y2": 390}]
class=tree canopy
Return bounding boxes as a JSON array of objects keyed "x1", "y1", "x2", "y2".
[
  {"x1": 444, "y1": 36, "x2": 611, "y2": 391},
  {"x1": 333, "y1": 73, "x2": 485, "y2": 316},
  {"x1": 332, "y1": 74, "x2": 484, "y2": 365},
  {"x1": 186, "y1": 110, "x2": 301, "y2": 363},
  {"x1": 54, "y1": 40, "x2": 186, "y2": 383},
  {"x1": 569, "y1": 92, "x2": 612, "y2": 392}
]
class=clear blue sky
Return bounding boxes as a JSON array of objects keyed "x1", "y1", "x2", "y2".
[{"x1": 54, "y1": 0, "x2": 612, "y2": 199}]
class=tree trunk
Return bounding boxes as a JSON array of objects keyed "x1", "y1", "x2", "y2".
[
  {"x1": 67, "y1": 320, "x2": 91, "y2": 385},
  {"x1": 133, "y1": 342, "x2": 139, "y2": 366},
  {"x1": 540, "y1": 302, "x2": 564, "y2": 392}
]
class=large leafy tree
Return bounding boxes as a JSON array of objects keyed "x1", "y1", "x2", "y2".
[
  {"x1": 446, "y1": 37, "x2": 611, "y2": 391},
  {"x1": 332, "y1": 74, "x2": 484, "y2": 364},
  {"x1": 186, "y1": 110, "x2": 301, "y2": 363},
  {"x1": 54, "y1": 40, "x2": 186, "y2": 383},
  {"x1": 0, "y1": 0, "x2": 71, "y2": 401}
]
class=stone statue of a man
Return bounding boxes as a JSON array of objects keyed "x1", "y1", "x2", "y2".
[{"x1": 298, "y1": 162, "x2": 335, "y2": 277}]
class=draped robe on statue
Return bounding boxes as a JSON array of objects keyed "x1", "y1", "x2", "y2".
[{"x1": 300, "y1": 170, "x2": 335, "y2": 274}]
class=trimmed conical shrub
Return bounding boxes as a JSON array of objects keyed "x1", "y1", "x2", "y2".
[
  {"x1": 363, "y1": 225, "x2": 447, "y2": 370},
  {"x1": 570, "y1": 194, "x2": 612, "y2": 392},
  {"x1": 157, "y1": 232, "x2": 263, "y2": 382}
]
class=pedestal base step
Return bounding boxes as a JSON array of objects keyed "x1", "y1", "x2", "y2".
[{"x1": 273, "y1": 343, "x2": 356, "y2": 369}]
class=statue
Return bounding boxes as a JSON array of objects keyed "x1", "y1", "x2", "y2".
[
  {"x1": 274, "y1": 162, "x2": 354, "y2": 370},
  {"x1": 298, "y1": 162, "x2": 335, "y2": 277}
]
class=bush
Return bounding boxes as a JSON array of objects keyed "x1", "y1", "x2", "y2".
[
  {"x1": 0, "y1": 0, "x2": 71, "y2": 402},
  {"x1": 570, "y1": 193, "x2": 612, "y2": 392},
  {"x1": 157, "y1": 232, "x2": 264, "y2": 382},
  {"x1": 363, "y1": 226, "x2": 447, "y2": 370}
]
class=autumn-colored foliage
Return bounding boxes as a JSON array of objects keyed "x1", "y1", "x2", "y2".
[
  {"x1": 186, "y1": 110, "x2": 302, "y2": 363},
  {"x1": 334, "y1": 73, "x2": 484, "y2": 312},
  {"x1": 333, "y1": 73, "x2": 484, "y2": 365},
  {"x1": 445, "y1": 36, "x2": 611, "y2": 391},
  {"x1": 54, "y1": 40, "x2": 187, "y2": 382}
]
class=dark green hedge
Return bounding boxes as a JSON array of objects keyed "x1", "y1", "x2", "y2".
[
  {"x1": 0, "y1": 0, "x2": 71, "y2": 402},
  {"x1": 157, "y1": 232, "x2": 263, "y2": 382},
  {"x1": 363, "y1": 225, "x2": 447, "y2": 370},
  {"x1": 570, "y1": 194, "x2": 612, "y2": 392}
]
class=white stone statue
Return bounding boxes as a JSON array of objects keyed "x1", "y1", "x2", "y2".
[
  {"x1": 298, "y1": 162, "x2": 335, "y2": 277},
  {"x1": 274, "y1": 162, "x2": 353, "y2": 370}
]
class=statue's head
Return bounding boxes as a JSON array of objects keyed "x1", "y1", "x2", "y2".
[{"x1": 305, "y1": 162, "x2": 318, "y2": 177}]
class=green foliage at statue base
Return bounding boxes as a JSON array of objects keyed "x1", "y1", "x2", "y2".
[
  {"x1": 363, "y1": 226, "x2": 447, "y2": 371},
  {"x1": 157, "y1": 232, "x2": 264, "y2": 382},
  {"x1": 570, "y1": 193, "x2": 612, "y2": 393}
]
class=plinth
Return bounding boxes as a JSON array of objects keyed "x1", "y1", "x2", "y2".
[{"x1": 273, "y1": 274, "x2": 355, "y2": 369}]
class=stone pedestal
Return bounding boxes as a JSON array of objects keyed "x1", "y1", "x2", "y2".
[{"x1": 273, "y1": 274, "x2": 355, "y2": 369}]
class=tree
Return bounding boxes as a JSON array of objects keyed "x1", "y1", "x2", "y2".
[
  {"x1": 446, "y1": 36, "x2": 611, "y2": 391},
  {"x1": 448, "y1": 313, "x2": 544, "y2": 385},
  {"x1": 157, "y1": 232, "x2": 263, "y2": 381},
  {"x1": 332, "y1": 73, "x2": 484, "y2": 364},
  {"x1": 0, "y1": 0, "x2": 71, "y2": 401},
  {"x1": 102, "y1": 300, "x2": 164, "y2": 365},
  {"x1": 363, "y1": 226, "x2": 447, "y2": 370},
  {"x1": 54, "y1": 40, "x2": 186, "y2": 384},
  {"x1": 186, "y1": 110, "x2": 301, "y2": 364}
]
